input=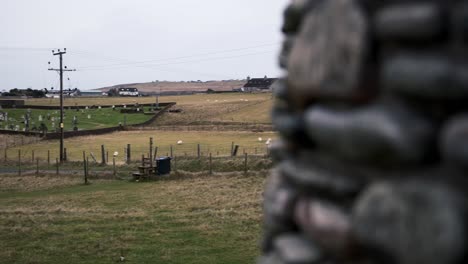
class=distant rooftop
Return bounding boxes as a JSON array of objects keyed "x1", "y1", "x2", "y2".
[{"x1": 243, "y1": 78, "x2": 278, "y2": 89}]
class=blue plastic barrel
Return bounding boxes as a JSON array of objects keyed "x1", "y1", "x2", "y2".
[{"x1": 156, "y1": 156, "x2": 171, "y2": 175}]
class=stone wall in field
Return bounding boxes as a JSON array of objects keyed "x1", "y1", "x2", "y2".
[{"x1": 260, "y1": 1, "x2": 468, "y2": 264}]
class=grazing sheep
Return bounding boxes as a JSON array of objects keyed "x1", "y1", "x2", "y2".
[
  {"x1": 177, "y1": 140, "x2": 183, "y2": 145},
  {"x1": 258, "y1": 137, "x2": 263, "y2": 142}
]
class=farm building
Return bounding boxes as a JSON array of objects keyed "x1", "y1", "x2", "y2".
[
  {"x1": 108, "y1": 87, "x2": 139, "y2": 97},
  {"x1": 44, "y1": 88, "x2": 80, "y2": 98},
  {"x1": 242, "y1": 77, "x2": 278, "y2": 92}
]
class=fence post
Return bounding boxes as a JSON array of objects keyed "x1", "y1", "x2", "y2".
[
  {"x1": 231, "y1": 142, "x2": 234, "y2": 156},
  {"x1": 113, "y1": 157, "x2": 116, "y2": 178},
  {"x1": 197, "y1": 144, "x2": 201, "y2": 159},
  {"x1": 127, "y1": 144, "x2": 131, "y2": 164},
  {"x1": 149, "y1": 137, "x2": 153, "y2": 167},
  {"x1": 18, "y1": 149, "x2": 21, "y2": 176},
  {"x1": 170, "y1": 145, "x2": 173, "y2": 157},
  {"x1": 64, "y1": 148, "x2": 67, "y2": 162},
  {"x1": 47, "y1": 150, "x2": 50, "y2": 165},
  {"x1": 232, "y1": 145, "x2": 239, "y2": 157},
  {"x1": 106, "y1": 151, "x2": 109, "y2": 164},
  {"x1": 209, "y1": 153, "x2": 212, "y2": 175},
  {"x1": 56, "y1": 158, "x2": 59, "y2": 175},
  {"x1": 86, "y1": 157, "x2": 90, "y2": 178},
  {"x1": 4, "y1": 148, "x2": 7, "y2": 162},
  {"x1": 36, "y1": 158, "x2": 39, "y2": 175},
  {"x1": 244, "y1": 153, "x2": 248, "y2": 176},
  {"x1": 83, "y1": 151, "x2": 88, "y2": 184},
  {"x1": 101, "y1": 145, "x2": 106, "y2": 165},
  {"x1": 32, "y1": 150, "x2": 35, "y2": 162},
  {"x1": 174, "y1": 155, "x2": 177, "y2": 172}
]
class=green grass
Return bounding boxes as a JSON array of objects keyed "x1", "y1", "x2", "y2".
[
  {"x1": 0, "y1": 174, "x2": 265, "y2": 263},
  {"x1": 1, "y1": 107, "x2": 154, "y2": 132},
  {"x1": 6, "y1": 131, "x2": 277, "y2": 163}
]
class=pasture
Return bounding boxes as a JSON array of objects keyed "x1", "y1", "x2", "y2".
[
  {"x1": 0, "y1": 92, "x2": 275, "y2": 263},
  {"x1": 4, "y1": 130, "x2": 277, "y2": 163},
  {"x1": 0, "y1": 173, "x2": 265, "y2": 263}
]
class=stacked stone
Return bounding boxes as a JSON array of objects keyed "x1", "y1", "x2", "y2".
[{"x1": 260, "y1": 0, "x2": 468, "y2": 264}]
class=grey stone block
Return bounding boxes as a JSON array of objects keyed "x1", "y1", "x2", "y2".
[
  {"x1": 294, "y1": 198, "x2": 352, "y2": 256},
  {"x1": 258, "y1": 253, "x2": 284, "y2": 264},
  {"x1": 272, "y1": 105, "x2": 304, "y2": 142},
  {"x1": 304, "y1": 103, "x2": 434, "y2": 165},
  {"x1": 274, "y1": 233, "x2": 322, "y2": 264},
  {"x1": 264, "y1": 169, "x2": 298, "y2": 225},
  {"x1": 352, "y1": 181, "x2": 466, "y2": 264},
  {"x1": 272, "y1": 78, "x2": 288, "y2": 101},
  {"x1": 282, "y1": 0, "x2": 314, "y2": 34},
  {"x1": 287, "y1": 0, "x2": 368, "y2": 107},
  {"x1": 279, "y1": 37, "x2": 295, "y2": 69},
  {"x1": 382, "y1": 53, "x2": 468, "y2": 99},
  {"x1": 375, "y1": 3, "x2": 443, "y2": 41},
  {"x1": 441, "y1": 115, "x2": 468, "y2": 168},
  {"x1": 280, "y1": 158, "x2": 365, "y2": 198}
]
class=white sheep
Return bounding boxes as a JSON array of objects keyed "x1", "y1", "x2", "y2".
[
  {"x1": 265, "y1": 138, "x2": 272, "y2": 145},
  {"x1": 177, "y1": 140, "x2": 183, "y2": 145},
  {"x1": 258, "y1": 137, "x2": 263, "y2": 142}
]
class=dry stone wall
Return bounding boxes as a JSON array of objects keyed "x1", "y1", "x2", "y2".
[{"x1": 260, "y1": 0, "x2": 468, "y2": 263}]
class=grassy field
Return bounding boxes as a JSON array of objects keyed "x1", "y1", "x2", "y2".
[
  {"x1": 153, "y1": 96, "x2": 273, "y2": 125},
  {"x1": 0, "y1": 92, "x2": 275, "y2": 263},
  {"x1": 4, "y1": 131, "x2": 277, "y2": 163},
  {"x1": 0, "y1": 173, "x2": 265, "y2": 263},
  {"x1": 22, "y1": 93, "x2": 270, "y2": 107}
]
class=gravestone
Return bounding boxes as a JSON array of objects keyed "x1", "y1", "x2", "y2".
[{"x1": 260, "y1": 1, "x2": 468, "y2": 264}]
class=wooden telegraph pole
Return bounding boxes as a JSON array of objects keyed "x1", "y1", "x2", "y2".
[{"x1": 48, "y1": 48, "x2": 76, "y2": 162}]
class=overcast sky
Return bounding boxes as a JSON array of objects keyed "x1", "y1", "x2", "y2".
[{"x1": 0, "y1": 0, "x2": 286, "y2": 90}]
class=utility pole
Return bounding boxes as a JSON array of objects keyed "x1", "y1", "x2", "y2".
[{"x1": 48, "y1": 48, "x2": 76, "y2": 162}]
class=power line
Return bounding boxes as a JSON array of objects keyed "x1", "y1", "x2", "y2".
[
  {"x1": 77, "y1": 49, "x2": 277, "y2": 71},
  {"x1": 73, "y1": 42, "x2": 280, "y2": 69}
]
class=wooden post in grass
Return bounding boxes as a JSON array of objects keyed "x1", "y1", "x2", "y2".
[
  {"x1": 106, "y1": 151, "x2": 109, "y2": 164},
  {"x1": 36, "y1": 158, "x2": 39, "y2": 175},
  {"x1": 170, "y1": 145, "x2": 173, "y2": 157},
  {"x1": 197, "y1": 144, "x2": 201, "y2": 159},
  {"x1": 231, "y1": 142, "x2": 234, "y2": 156},
  {"x1": 47, "y1": 150, "x2": 50, "y2": 165},
  {"x1": 126, "y1": 144, "x2": 131, "y2": 164},
  {"x1": 154, "y1": 147, "x2": 158, "y2": 161},
  {"x1": 83, "y1": 151, "x2": 88, "y2": 184},
  {"x1": 4, "y1": 148, "x2": 7, "y2": 162},
  {"x1": 32, "y1": 150, "x2": 35, "y2": 162},
  {"x1": 209, "y1": 153, "x2": 212, "y2": 175},
  {"x1": 101, "y1": 145, "x2": 106, "y2": 165},
  {"x1": 149, "y1": 137, "x2": 153, "y2": 167},
  {"x1": 174, "y1": 155, "x2": 177, "y2": 172},
  {"x1": 113, "y1": 157, "x2": 116, "y2": 178},
  {"x1": 86, "y1": 157, "x2": 90, "y2": 179},
  {"x1": 64, "y1": 148, "x2": 67, "y2": 162},
  {"x1": 18, "y1": 149, "x2": 21, "y2": 176},
  {"x1": 232, "y1": 145, "x2": 239, "y2": 157},
  {"x1": 244, "y1": 153, "x2": 248, "y2": 176},
  {"x1": 56, "y1": 158, "x2": 59, "y2": 175}
]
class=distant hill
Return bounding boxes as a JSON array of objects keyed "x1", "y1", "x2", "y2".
[{"x1": 97, "y1": 80, "x2": 247, "y2": 94}]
